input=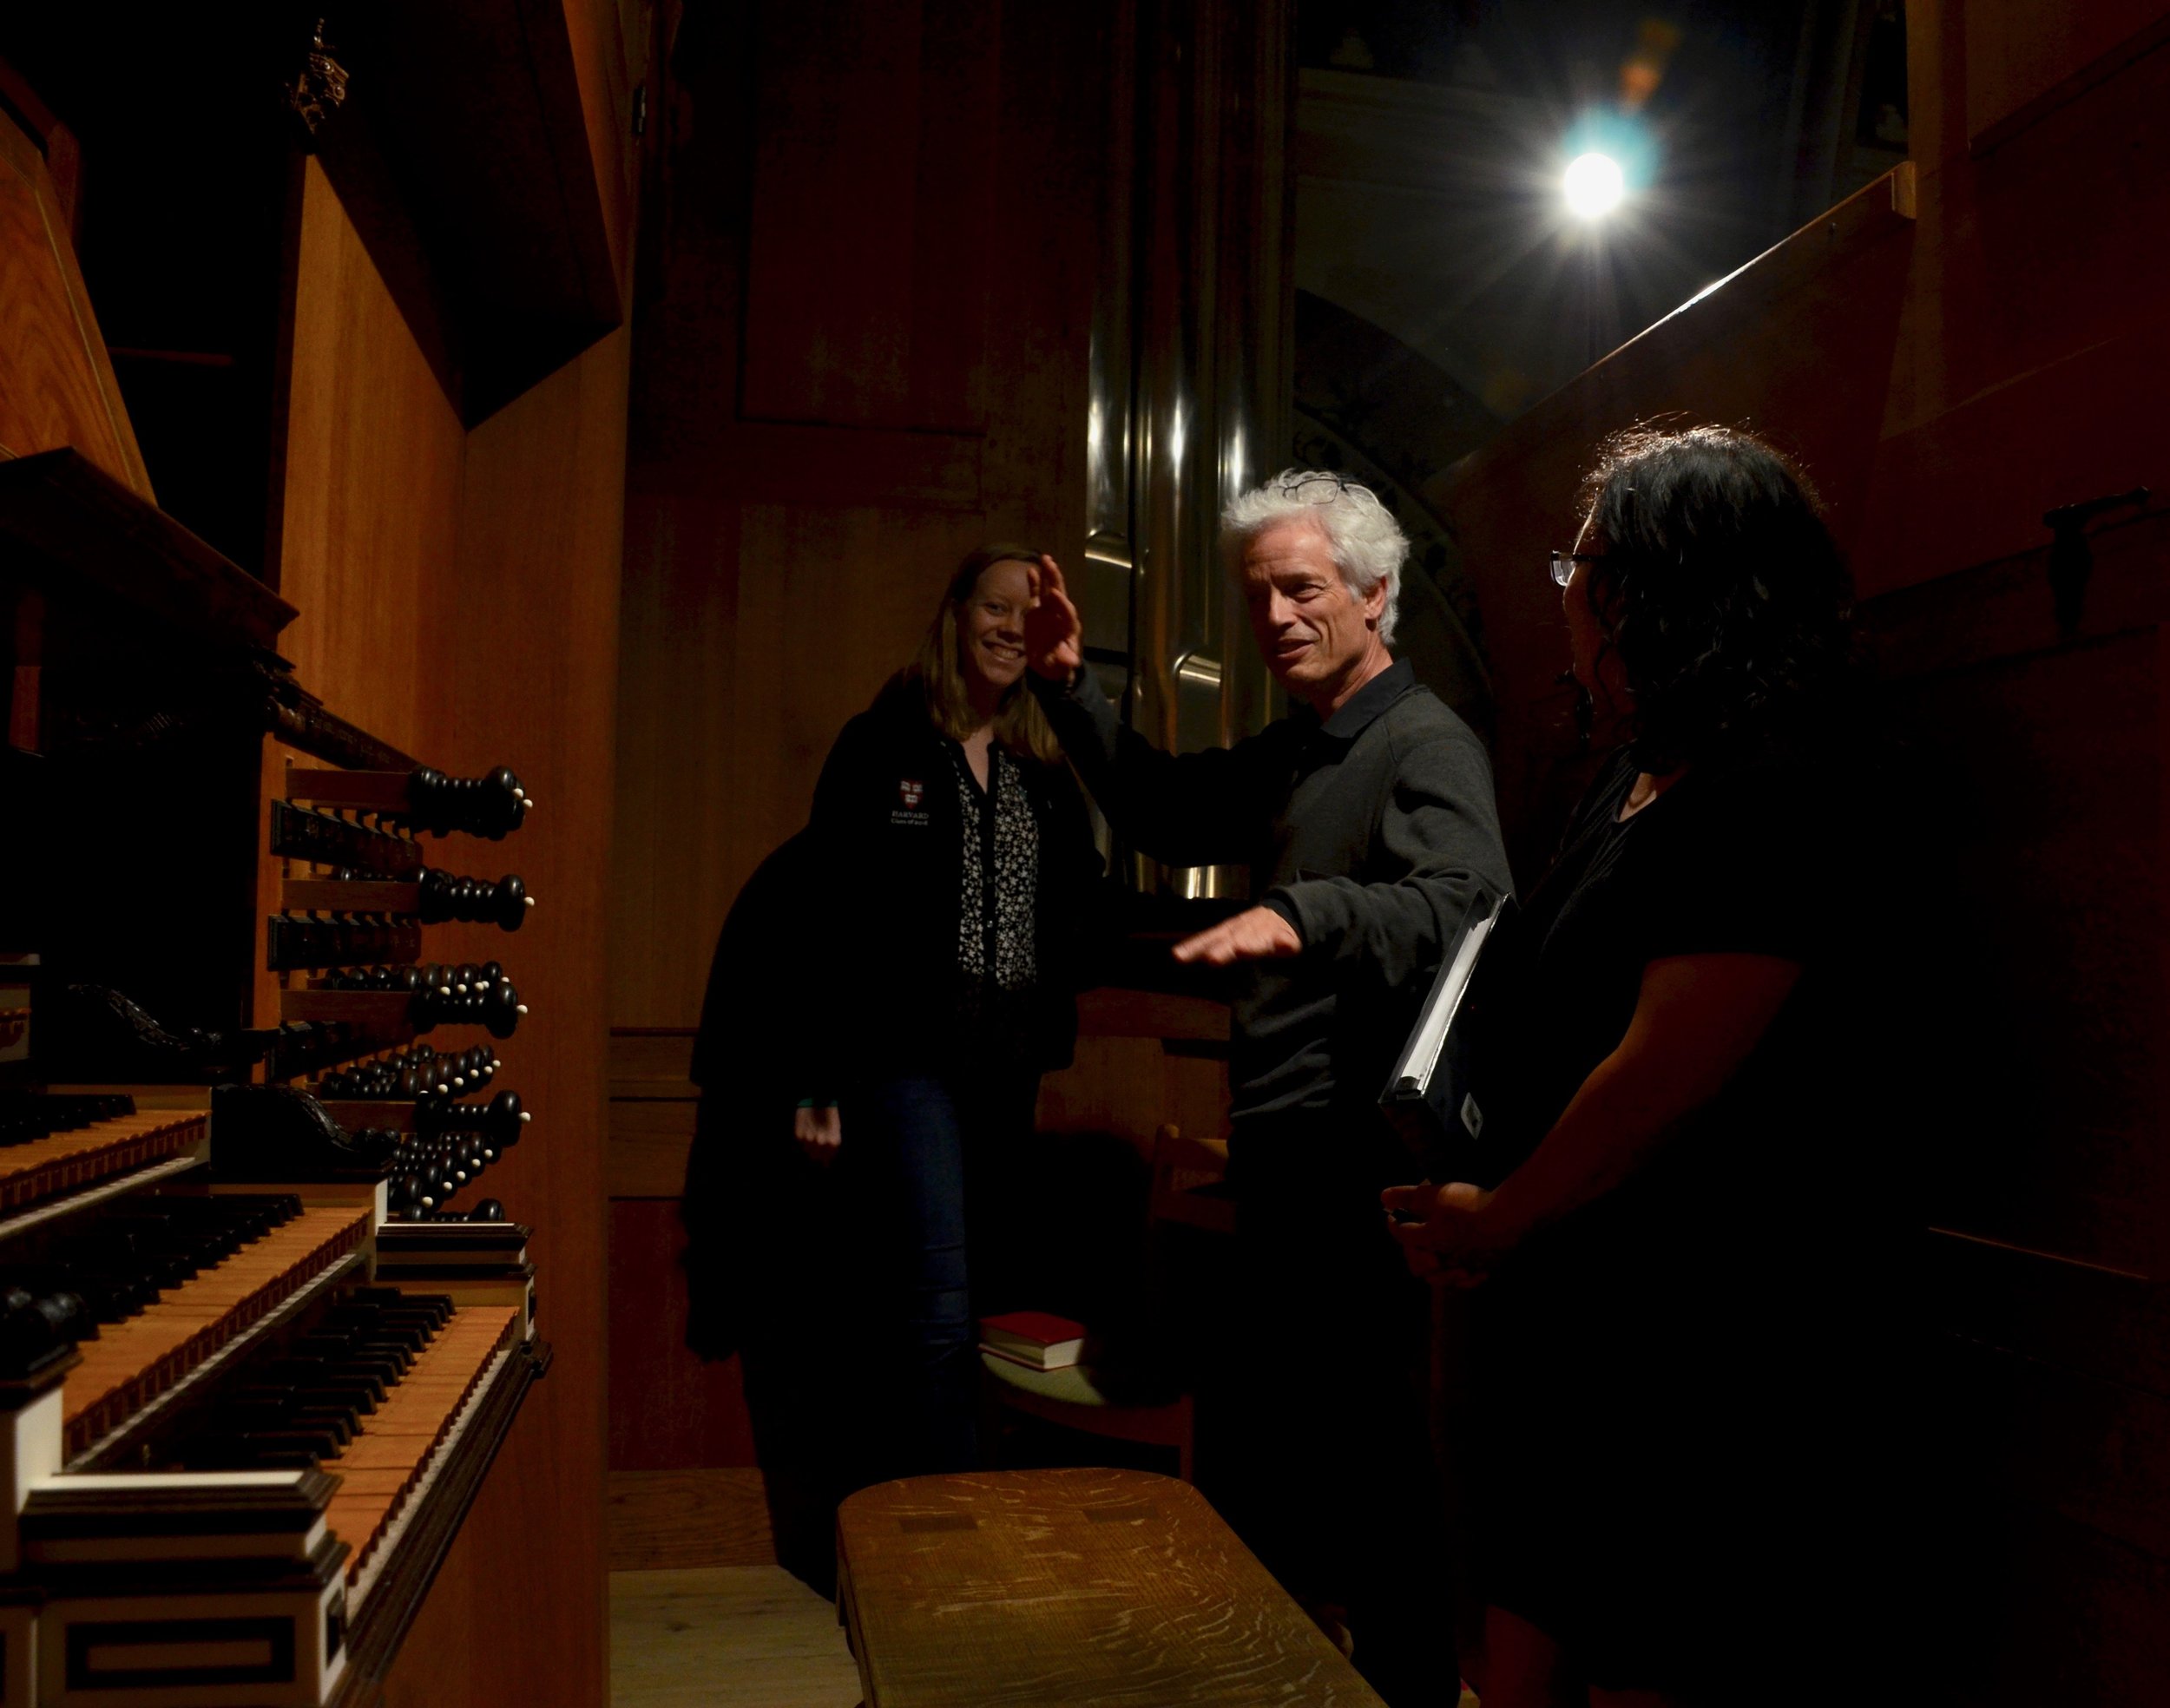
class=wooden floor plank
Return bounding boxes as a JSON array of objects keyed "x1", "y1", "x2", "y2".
[{"x1": 610, "y1": 1566, "x2": 859, "y2": 1708}]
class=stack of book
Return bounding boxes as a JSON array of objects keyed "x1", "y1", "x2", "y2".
[{"x1": 979, "y1": 1310, "x2": 1087, "y2": 1371}]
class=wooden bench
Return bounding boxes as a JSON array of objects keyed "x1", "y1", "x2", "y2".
[{"x1": 836, "y1": 1467, "x2": 1388, "y2": 1705}]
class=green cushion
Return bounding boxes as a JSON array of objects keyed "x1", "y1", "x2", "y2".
[
  {"x1": 980, "y1": 1352, "x2": 1180, "y2": 1410},
  {"x1": 981, "y1": 1352, "x2": 1115, "y2": 1406}
]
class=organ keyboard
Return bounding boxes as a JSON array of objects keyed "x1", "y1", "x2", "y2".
[
  {"x1": 57, "y1": 1202, "x2": 372, "y2": 1455},
  {"x1": 0, "y1": 1102, "x2": 206, "y2": 1216},
  {"x1": 3, "y1": 440, "x2": 555, "y2": 1704},
  {"x1": 319, "y1": 1303, "x2": 523, "y2": 1593},
  {"x1": 0, "y1": 752, "x2": 549, "y2": 1707}
]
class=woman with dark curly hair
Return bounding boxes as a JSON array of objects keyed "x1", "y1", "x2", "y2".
[{"x1": 1385, "y1": 425, "x2": 1906, "y2": 1705}]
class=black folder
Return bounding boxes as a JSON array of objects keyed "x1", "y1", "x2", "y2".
[{"x1": 1378, "y1": 885, "x2": 1512, "y2": 1178}]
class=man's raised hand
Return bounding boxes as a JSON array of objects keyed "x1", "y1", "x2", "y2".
[{"x1": 1024, "y1": 553, "x2": 1084, "y2": 680}]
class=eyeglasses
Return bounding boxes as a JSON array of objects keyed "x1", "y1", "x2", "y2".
[
  {"x1": 1279, "y1": 472, "x2": 1371, "y2": 503},
  {"x1": 1549, "y1": 549, "x2": 1601, "y2": 588}
]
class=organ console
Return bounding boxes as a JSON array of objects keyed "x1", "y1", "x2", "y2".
[{"x1": 1, "y1": 457, "x2": 551, "y2": 1705}]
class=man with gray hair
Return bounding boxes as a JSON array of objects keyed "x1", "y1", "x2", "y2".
[{"x1": 1024, "y1": 470, "x2": 1509, "y2": 1706}]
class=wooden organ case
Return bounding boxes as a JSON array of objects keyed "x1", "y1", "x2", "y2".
[{"x1": 0, "y1": 450, "x2": 550, "y2": 1707}]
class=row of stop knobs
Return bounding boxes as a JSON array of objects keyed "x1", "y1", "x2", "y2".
[
  {"x1": 319, "y1": 963, "x2": 528, "y2": 1039},
  {"x1": 373, "y1": 1092, "x2": 530, "y2": 1216},
  {"x1": 318, "y1": 1042, "x2": 501, "y2": 1101},
  {"x1": 331, "y1": 765, "x2": 529, "y2": 1216}
]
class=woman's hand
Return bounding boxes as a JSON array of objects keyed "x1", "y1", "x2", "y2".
[
  {"x1": 1172, "y1": 905, "x2": 1302, "y2": 966},
  {"x1": 794, "y1": 1105, "x2": 841, "y2": 1166},
  {"x1": 1381, "y1": 1180, "x2": 1514, "y2": 1285},
  {"x1": 1023, "y1": 554, "x2": 1084, "y2": 680}
]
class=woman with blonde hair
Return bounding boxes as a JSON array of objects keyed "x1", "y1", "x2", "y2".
[{"x1": 791, "y1": 542, "x2": 1104, "y2": 1478}]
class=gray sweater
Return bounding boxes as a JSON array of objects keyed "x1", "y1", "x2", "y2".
[{"x1": 1035, "y1": 659, "x2": 1512, "y2": 1123}]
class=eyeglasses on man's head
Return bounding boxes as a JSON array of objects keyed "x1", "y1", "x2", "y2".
[{"x1": 1279, "y1": 472, "x2": 1372, "y2": 504}]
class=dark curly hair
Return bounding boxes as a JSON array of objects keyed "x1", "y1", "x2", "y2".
[{"x1": 1578, "y1": 424, "x2": 1858, "y2": 772}]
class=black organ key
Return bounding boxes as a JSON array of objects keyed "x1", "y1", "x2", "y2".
[
  {"x1": 0, "y1": 1093, "x2": 137, "y2": 1146},
  {"x1": 121, "y1": 1286, "x2": 465, "y2": 1476},
  {"x1": 0, "y1": 1282, "x2": 95, "y2": 1378},
  {"x1": 0, "y1": 1193, "x2": 303, "y2": 1338}
]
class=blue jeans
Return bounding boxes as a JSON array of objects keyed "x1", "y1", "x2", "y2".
[{"x1": 834, "y1": 1070, "x2": 1037, "y2": 1480}]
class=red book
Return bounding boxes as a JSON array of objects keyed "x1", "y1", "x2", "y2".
[{"x1": 979, "y1": 1311, "x2": 1087, "y2": 1370}]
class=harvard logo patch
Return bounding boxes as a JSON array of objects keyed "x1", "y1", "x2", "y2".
[{"x1": 898, "y1": 778, "x2": 924, "y2": 808}]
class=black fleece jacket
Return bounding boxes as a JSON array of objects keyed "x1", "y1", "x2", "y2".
[
  {"x1": 795, "y1": 683, "x2": 1106, "y2": 1094},
  {"x1": 1033, "y1": 658, "x2": 1512, "y2": 1123}
]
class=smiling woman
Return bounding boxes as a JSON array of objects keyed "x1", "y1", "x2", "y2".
[
  {"x1": 906, "y1": 546, "x2": 1065, "y2": 773},
  {"x1": 746, "y1": 542, "x2": 1110, "y2": 1494}
]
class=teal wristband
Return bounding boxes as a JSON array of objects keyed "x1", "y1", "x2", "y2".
[{"x1": 795, "y1": 1098, "x2": 838, "y2": 1109}]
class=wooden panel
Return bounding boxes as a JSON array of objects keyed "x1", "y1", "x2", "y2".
[
  {"x1": 1927, "y1": 1232, "x2": 2170, "y2": 1399},
  {"x1": 1929, "y1": 1499, "x2": 2170, "y2": 1705},
  {"x1": 1895, "y1": 628, "x2": 2163, "y2": 1273},
  {"x1": 1933, "y1": 1330, "x2": 2170, "y2": 1558},
  {"x1": 1862, "y1": 512, "x2": 2170, "y2": 1283},
  {"x1": 1862, "y1": 528, "x2": 2170, "y2": 1703},
  {"x1": 381, "y1": 323, "x2": 630, "y2": 1708},
  {"x1": 610, "y1": 1094, "x2": 697, "y2": 1197},
  {"x1": 1074, "y1": 988, "x2": 1231, "y2": 1042},
  {"x1": 562, "y1": 0, "x2": 644, "y2": 292},
  {"x1": 277, "y1": 157, "x2": 464, "y2": 759},
  {"x1": 0, "y1": 449, "x2": 293, "y2": 646},
  {"x1": 740, "y1": 0, "x2": 1000, "y2": 431},
  {"x1": 628, "y1": 419, "x2": 986, "y2": 509},
  {"x1": 1965, "y1": 0, "x2": 2170, "y2": 153},
  {"x1": 608, "y1": 1197, "x2": 760, "y2": 1469},
  {"x1": 608, "y1": 497, "x2": 994, "y2": 1026},
  {"x1": 273, "y1": 134, "x2": 629, "y2": 1708},
  {"x1": 0, "y1": 107, "x2": 148, "y2": 493},
  {"x1": 1037, "y1": 1038, "x2": 1230, "y2": 1159},
  {"x1": 317, "y1": 0, "x2": 628, "y2": 423},
  {"x1": 1869, "y1": 42, "x2": 2170, "y2": 595},
  {"x1": 609, "y1": 1468, "x2": 776, "y2": 1570},
  {"x1": 611, "y1": 1027, "x2": 698, "y2": 1097}
]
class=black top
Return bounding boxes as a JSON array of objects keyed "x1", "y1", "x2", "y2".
[
  {"x1": 796, "y1": 683, "x2": 1105, "y2": 1094},
  {"x1": 681, "y1": 831, "x2": 814, "y2": 1363},
  {"x1": 1457, "y1": 739, "x2": 1914, "y2": 1695},
  {"x1": 1463, "y1": 742, "x2": 1868, "y2": 1252},
  {"x1": 1034, "y1": 658, "x2": 1512, "y2": 1123}
]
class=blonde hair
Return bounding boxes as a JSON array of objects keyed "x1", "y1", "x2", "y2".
[{"x1": 891, "y1": 543, "x2": 1062, "y2": 765}]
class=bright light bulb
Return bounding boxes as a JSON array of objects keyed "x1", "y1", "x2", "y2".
[{"x1": 1563, "y1": 152, "x2": 1625, "y2": 219}]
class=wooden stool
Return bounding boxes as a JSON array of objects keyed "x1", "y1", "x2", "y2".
[
  {"x1": 836, "y1": 1467, "x2": 1388, "y2": 1705},
  {"x1": 979, "y1": 1126, "x2": 1235, "y2": 1484}
]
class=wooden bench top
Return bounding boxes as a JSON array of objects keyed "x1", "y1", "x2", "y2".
[{"x1": 836, "y1": 1468, "x2": 1389, "y2": 1706}]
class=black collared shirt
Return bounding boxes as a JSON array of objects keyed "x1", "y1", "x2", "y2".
[{"x1": 1036, "y1": 658, "x2": 1512, "y2": 1123}]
